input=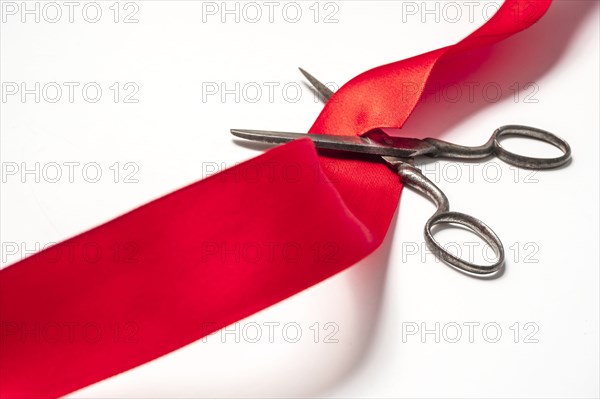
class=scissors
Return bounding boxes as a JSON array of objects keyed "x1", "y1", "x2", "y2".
[{"x1": 230, "y1": 69, "x2": 571, "y2": 277}]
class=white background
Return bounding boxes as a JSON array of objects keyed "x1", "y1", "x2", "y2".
[{"x1": 1, "y1": 0, "x2": 599, "y2": 397}]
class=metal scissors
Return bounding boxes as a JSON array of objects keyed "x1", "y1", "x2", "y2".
[{"x1": 231, "y1": 69, "x2": 571, "y2": 277}]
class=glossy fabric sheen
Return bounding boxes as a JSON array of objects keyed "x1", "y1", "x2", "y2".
[
  {"x1": 310, "y1": 0, "x2": 552, "y2": 136},
  {"x1": 0, "y1": 1, "x2": 551, "y2": 397}
]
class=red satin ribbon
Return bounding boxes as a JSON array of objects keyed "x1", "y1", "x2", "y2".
[
  {"x1": 0, "y1": 1, "x2": 551, "y2": 397},
  {"x1": 310, "y1": 0, "x2": 552, "y2": 136}
]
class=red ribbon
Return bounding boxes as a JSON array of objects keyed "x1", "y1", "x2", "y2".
[
  {"x1": 0, "y1": 1, "x2": 551, "y2": 397},
  {"x1": 311, "y1": 0, "x2": 552, "y2": 136}
]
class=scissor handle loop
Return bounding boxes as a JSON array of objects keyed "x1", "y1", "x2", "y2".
[
  {"x1": 394, "y1": 161, "x2": 505, "y2": 276},
  {"x1": 491, "y1": 125, "x2": 571, "y2": 170},
  {"x1": 424, "y1": 211, "x2": 505, "y2": 276}
]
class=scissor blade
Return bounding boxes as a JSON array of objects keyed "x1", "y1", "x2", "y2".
[
  {"x1": 299, "y1": 68, "x2": 334, "y2": 102},
  {"x1": 231, "y1": 129, "x2": 425, "y2": 158}
]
